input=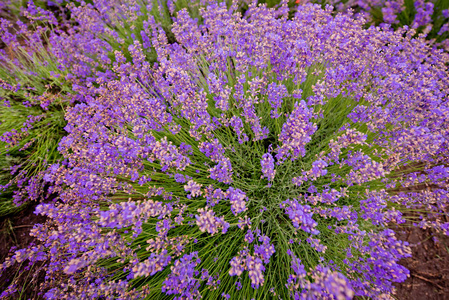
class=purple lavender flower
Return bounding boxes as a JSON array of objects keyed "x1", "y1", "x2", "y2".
[
  {"x1": 260, "y1": 153, "x2": 276, "y2": 181},
  {"x1": 162, "y1": 252, "x2": 201, "y2": 298},
  {"x1": 282, "y1": 199, "x2": 319, "y2": 235},
  {"x1": 412, "y1": 0, "x2": 434, "y2": 29},
  {"x1": 227, "y1": 187, "x2": 248, "y2": 215},
  {"x1": 276, "y1": 101, "x2": 316, "y2": 163}
]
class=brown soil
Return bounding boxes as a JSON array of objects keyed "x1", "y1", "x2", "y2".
[{"x1": 393, "y1": 225, "x2": 449, "y2": 300}]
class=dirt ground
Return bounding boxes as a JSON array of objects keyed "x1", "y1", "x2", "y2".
[{"x1": 393, "y1": 225, "x2": 449, "y2": 300}]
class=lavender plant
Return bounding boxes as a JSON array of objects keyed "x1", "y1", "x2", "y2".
[
  {"x1": 0, "y1": 1, "x2": 72, "y2": 215},
  {"x1": 307, "y1": 0, "x2": 449, "y2": 48},
  {"x1": 1, "y1": 1, "x2": 449, "y2": 299},
  {"x1": 0, "y1": 0, "x2": 213, "y2": 212}
]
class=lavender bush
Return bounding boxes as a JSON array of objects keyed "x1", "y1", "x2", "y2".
[
  {"x1": 0, "y1": 0, "x2": 71, "y2": 215},
  {"x1": 1, "y1": 0, "x2": 449, "y2": 299},
  {"x1": 307, "y1": 0, "x2": 449, "y2": 49}
]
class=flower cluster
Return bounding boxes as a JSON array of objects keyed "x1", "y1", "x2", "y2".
[
  {"x1": 286, "y1": 251, "x2": 355, "y2": 300},
  {"x1": 260, "y1": 152, "x2": 276, "y2": 182},
  {"x1": 195, "y1": 207, "x2": 230, "y2": 234},
  {"x1": 276, "y1": 101, "x2": 316, "y2": 163},
  {"x1": 229, "y1": 232, "x2": 275, "y2": 289},
  {"x1": 281, "y1": 199, "x2": 319, "y2": 235},
  {"x1": 162, "y1": 252, "x2": 202, "y2": 299}
]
